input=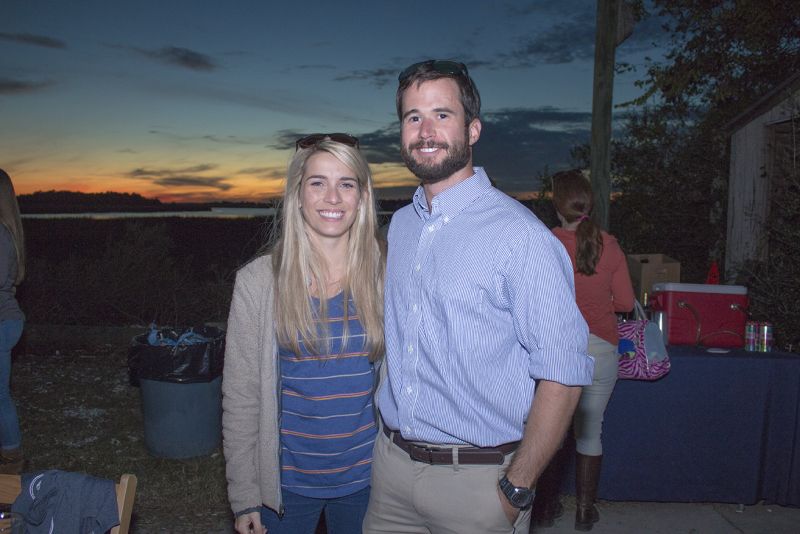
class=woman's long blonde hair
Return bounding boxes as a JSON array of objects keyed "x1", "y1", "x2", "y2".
[
  {"x1": 0, "y1": 169, "x2": 25, "y2": 284},
  {"x1": 270, "y1": 139, "x2": 384, "y2": 361}
]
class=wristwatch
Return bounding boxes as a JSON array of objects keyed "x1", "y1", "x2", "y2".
[{"x1": 499, "y1": 475, "x2": 534, "y2": 509}]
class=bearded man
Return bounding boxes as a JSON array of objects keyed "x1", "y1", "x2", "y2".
[{"x1": 362, "y1": 60, "x2": 595, "y2": 534}]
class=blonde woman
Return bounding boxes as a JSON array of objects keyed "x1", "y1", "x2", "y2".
[
  {"x1": 222, "y1": 135, "x2": 384, "y2": 534},
  {"x1": 0, "y1": 169, "x2": 25, "y2": 474}
]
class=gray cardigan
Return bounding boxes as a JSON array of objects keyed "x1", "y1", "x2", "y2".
[{"x1": 222, "y1": 254, "x2": 282, "y2": 515}]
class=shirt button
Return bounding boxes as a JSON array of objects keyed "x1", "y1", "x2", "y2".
[
  {"x1": 415, "y1": 263, "x2": 421, "y2": 271},
  {"x1": 408, "y1": 345, "x2": 414, "y2": 353},
  {"x1": 428, "y1": 225, "x2": 434, "y2": 232},
  {"x1": 412, "y1": 304, "x2": 418, "y2": 312},
  {"x1": 406, "y1": 386, "x2": 413, "y2": 394},
  {"x1": 444, "y1": 216, "x2": 450, "y2": 223},
  {"x1": 404, "y1": 426, "x2": 411, "y2": 433}
]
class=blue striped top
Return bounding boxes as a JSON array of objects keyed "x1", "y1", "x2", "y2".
[
  {"x1": 278, "y1": 291, "x2": 376, "y2": 498},
  {"x1": 377, "y1": 168, "x2": 594, "y2": 447}
]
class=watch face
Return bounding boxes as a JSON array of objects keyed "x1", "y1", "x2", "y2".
[
  {"x1": 510, "y1": 488, "x2": 533, "y2": 508},
  {"x1": 500, "y1": 476, "x2": 534, "y2": 509}
]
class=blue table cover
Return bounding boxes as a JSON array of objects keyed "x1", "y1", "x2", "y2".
[{"x1": 559, "y1": 345, "x2": 800, "y2": 506}]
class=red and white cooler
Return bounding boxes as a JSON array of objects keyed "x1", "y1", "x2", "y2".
[{"x1": 648, "y1": 283, "x2": 749, "y2": 347}]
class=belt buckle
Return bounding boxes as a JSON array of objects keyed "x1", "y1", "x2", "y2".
[{"x1": 410, "y1": 444, "x2": 438, "y2": 464}]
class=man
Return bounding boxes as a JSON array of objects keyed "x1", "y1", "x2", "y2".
[{"x1": 362, "y1": 60, "x2": 594, "y2": 534}]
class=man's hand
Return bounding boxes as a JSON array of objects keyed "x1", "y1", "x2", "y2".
[{"x1": 496, "y1": 485, "x2": 520, "y2": 526}]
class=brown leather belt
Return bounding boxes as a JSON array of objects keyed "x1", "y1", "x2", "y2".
[{"x1": 383, "y1": 425, "x2": 518, "y2": 465}]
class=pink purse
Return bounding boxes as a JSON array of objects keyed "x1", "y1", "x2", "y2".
[{"x1": 617, "y1": 300, "x2": 671, "y2": 381}]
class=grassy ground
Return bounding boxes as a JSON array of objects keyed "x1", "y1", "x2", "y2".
[{"x1": 14, "y1": 325, "x2": 233, "y2": 533}]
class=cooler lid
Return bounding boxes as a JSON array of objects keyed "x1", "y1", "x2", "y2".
[{"x1": 652, "y1": 282, "x2": 747, "y2": 295}]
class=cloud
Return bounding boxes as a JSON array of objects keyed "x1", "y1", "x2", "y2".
[
  {"x1": 503, "y1": 12, "x2": 596, "y2": 66},
  {"x1": 153, "y1": 176, "x2": 232, "y2": 191},
  {"x1": 0, "y1": 77, "x2": 54, "y2": 94},
  {"x1": 147, "y1": 129, "x2": 262, "y2": 146},
  {"x1": 0, "y1": 32, "x2": 66, "y2": 49},
  {"x1": 334, "y1": 56, "x2": 495, "y2": 87},
  {"x1": 500, "y1": 2, "x2": 668, "y2": 66},
  {"x1": 141, "y1": 81, "x2": 358, "y2": 122},
  {"x1": 126, "y1": 164, "x2": 233, "y2": 191},
  {"x1": 237, "y1": 167, "x2": 275, "y2": 175},
  {"x1": 334, "y1": 68, "x2": 400, "y2": 88},
  {"x1": 474, "y1": 107, "x2": 592, "y2": 190},
  {"x1": 133, "y1": 46, "x2": 216, "y2": 71},
  {"x1": 269, "y1": 127, "x2": 402, "y2": 166},
  {"x1": 359, "y1": 126, "x2": 403, "y2": 165},
  {"x1": 128, "y1": 164, "x2": 216, "y2": 178},
  {"x1": 505, "y1": 0, "x2": 589, "y2": 17},
  {"x1": 237, "y1": 167, "x2": 286, "y2": 181}
]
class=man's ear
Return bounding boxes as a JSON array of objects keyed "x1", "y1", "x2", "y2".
[{"x1": 468, "y1": 118, "x2": 482, "y2": 146}]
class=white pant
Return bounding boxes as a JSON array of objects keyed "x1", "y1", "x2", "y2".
[{"x1": 573, "y1": 334, "x2": 618, "y2": 456}]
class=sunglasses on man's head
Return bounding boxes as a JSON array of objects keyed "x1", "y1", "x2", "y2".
[
  {"x1": 398, "y1": 60, "x2": 469, "y2": 83},
  {"x1": 295, "y1": 133, "x2": 359, "y2": 151}
]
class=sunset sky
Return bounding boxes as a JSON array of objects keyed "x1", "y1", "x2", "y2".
[{"x1": 2, "y1": 0, "x2": 667, "y2": 203}]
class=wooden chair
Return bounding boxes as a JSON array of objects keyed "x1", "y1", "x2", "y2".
[{"x1": 0, "y1": 472, "x2": 137, "y2": 534}]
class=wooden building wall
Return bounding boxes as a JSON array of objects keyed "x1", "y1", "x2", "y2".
[{"x1": 726, "y1": 90, "x2": 799, "y2": 278}]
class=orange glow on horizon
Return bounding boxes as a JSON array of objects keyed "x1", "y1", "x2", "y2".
[{"x1": 10, "y1": 162, "x2": 430, "y2": 203}]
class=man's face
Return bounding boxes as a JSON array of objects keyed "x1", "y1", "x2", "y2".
[{"x1": 399, "y1": 78, "x2": 480, "y2": 184}]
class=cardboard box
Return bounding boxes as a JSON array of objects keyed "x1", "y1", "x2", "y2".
[
  {"x1": 649, "y1": 283, "x2": 748, "y2": 347},
  {"x1": 626, "y1": 254, "x2": 681, "y2": 303}
]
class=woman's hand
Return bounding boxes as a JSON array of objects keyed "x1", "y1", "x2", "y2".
[{"x1": 235, "y1": 511, "x2": 266, "y2": 534}]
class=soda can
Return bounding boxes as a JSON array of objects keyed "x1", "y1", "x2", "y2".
[
  {"x1": 758, "y1": 322, "x2": 773, "y2": 352},
  {"x1": 744, "y1": 321, "x2": 759, "y2": 351}
]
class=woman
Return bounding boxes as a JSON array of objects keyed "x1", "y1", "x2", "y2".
[
  {"x1": 222, "y1": 135, "x2": 384, "y2": 534},
  {"x1": 0, "y1": 169, "x2": 26, "y2": 474},
  {"x1": 533, "y1": 170, "x2": 634, "y2": 532}
]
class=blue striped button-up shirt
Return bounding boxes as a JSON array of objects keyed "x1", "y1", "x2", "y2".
[{"x1": 377, "y1": 168, "x2": 593, "y2": 447}]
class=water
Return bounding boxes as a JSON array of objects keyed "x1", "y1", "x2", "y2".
[{"x1": 22, "y1": 207, "x2": 276, "y2": 220}]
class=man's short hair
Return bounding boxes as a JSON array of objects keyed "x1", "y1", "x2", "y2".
[{"x1": 396, "y1": 60, "x2": 481, "y2": 125}]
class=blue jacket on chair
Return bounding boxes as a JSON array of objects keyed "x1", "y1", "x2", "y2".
[{"x1": 11, "y1": 470, "x2": 119, "y2": 533}]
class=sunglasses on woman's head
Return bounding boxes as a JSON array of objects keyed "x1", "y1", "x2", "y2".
[
  {"x1": 295, "y1": 133, "x2": 359, "y2": 151},
  {"x1": 398, "y1": 60, "x2": 469, "y2": 83}
]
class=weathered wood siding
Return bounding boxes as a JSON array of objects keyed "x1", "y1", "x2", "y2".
[{"x1": 726, "y1": 92, "x2": 799, "y2": 278}]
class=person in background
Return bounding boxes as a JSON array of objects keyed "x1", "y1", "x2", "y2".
[
  {"x1": 222, "y1": 135, "x2": 385, "y2": 534},
  {"x1": 0, "y1": 169, "x2": 26, "y2": 474},
  {"x1": 363, "y1": 60, "x2": 593, "y2": 534},
  {"x1": 532, "y1": 169, "x2": 635, "y2": 531}
]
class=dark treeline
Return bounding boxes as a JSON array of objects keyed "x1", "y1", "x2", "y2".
[
  {"x1": 15, "y1": 200, "x2": 524, "y2": 328},
  {"x1": 19, "y1": 217, "x2": 270, "y2": 327},
  {"x1": 18, "y1": 190, "x2": 273, "y2": 214}
]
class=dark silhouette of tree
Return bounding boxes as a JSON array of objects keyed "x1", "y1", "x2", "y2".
[
  {"x1": 605, "y1": 0, "x2": 800, "y2": 348},
  {"x1": 609, "y1": 0, "x2": 800, "y2": 283}
]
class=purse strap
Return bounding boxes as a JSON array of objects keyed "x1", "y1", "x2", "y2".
[{"x1": 633, "y1": 299, "x2": 647, "y2": 321}]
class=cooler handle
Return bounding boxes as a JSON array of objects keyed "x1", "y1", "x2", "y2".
[{"x1": 678, "y1": 300, "x2": 746, "y2": 345}]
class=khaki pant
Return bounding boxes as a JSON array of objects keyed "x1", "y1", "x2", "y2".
[{"x1": 363, "y1": 429, "x2": 530, "y2": 534}]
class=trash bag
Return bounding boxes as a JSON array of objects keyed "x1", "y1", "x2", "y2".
[{"x1": 128, "y1": 324, "x2": 225, "y2": 385}]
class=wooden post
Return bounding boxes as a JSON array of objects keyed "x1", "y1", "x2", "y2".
[{"x1": 590, "y1": 0, "x2": 619, "y2": 229}]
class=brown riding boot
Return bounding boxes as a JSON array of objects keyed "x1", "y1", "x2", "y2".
[
  {"x1": 530, "y1": 460, "x2": 564, "y2": 529},
  {"x1": 0, "y1": 448, "x2": 25, "y2": 474},
  {"x1": 575, "y1": 453, "x2": 602, "y2": 531}
]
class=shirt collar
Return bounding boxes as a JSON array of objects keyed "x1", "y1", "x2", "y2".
[{"x1": 412, "y1": 167, "x2": 492, "y2": 221}]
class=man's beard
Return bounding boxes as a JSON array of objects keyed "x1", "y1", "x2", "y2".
[{"x1": 401, "y1": 130, "x2": 471, "y2": 185}]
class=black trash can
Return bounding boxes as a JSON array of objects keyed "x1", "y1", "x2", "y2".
[{"x1": 128, "y1": 325, "x2": 225, "y2": 459}]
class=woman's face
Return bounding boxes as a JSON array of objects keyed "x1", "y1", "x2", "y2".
[{"x1": 299, "y1": 151, "x2": 362, "y2": 247}]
